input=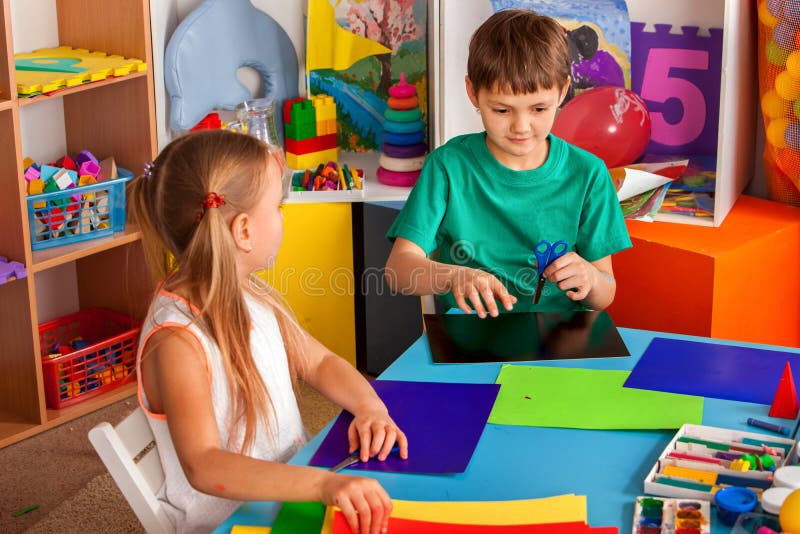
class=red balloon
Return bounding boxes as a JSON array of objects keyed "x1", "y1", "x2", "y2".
[{"x1": 551, "y1": 86, "x2": 651, "y2": 168}]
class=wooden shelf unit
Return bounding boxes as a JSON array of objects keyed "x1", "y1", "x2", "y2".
[{"x1": 0, "y1": 0, "x2": 157, "y2": 449}]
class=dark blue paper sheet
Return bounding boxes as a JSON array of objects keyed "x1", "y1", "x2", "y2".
[
  {"x1": 309, "y1": 380, "x2": 500, "y2": 474},
  {"x1": 623, "y1": 337, "x2": 800, "y2": 404}
]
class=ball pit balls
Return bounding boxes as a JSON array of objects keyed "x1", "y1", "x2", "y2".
[
  {"x1": 787, "y1": 121, "x2": 800, "y2": 150},
  {"x1": 768, "y1": 41, "x2": 791, "y2": 66},
  {"x1": 793, "y1": 98, "x2": 800, "y2": 119},
  {"x1": 763, "y1": 89, "x2": 790, "y2": 119},
  {"x1": 768, "y1": 118, "x2": 790, "y2": 149},
  {"x1": 760, "y1": 0, "x2": 780, "y2": 26},
  {"x1": 785, "y1": 0, "x2": 800, "y2": 21},
  {"x1": 787, "y1": 50, "x2": 800, "y2": 77},
  {"x1": 776, "y1": 70, "x2": 800, "y2": 99},
  {"x1": 768, "y1": 0, "x2": 785, "y2": 17},
  {"x1": 777, "y1": 147, "x2": 800, "y2": 178},
  {"x1": 774, "y1": 20, "x2": 798, "y2": 49}
]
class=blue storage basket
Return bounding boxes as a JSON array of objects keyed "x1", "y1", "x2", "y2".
[{"x1": 27, "y1": 168, "x2": 134, "y2": 251}]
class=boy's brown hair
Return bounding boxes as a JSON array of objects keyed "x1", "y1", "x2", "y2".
[{"x1": 468, "y1": 9, "x2": 570, "y2": 94}]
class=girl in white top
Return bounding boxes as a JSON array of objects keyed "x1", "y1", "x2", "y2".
[{"x1": 129, "y1": 130, "x2": 407, "y2": 534}]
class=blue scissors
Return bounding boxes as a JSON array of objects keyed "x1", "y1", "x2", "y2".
[{"x1": 532, "y1": 239, "x2": 568, "y2": 304}]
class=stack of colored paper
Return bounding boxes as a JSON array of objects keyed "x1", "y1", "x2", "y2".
[{"x1": 269, "y1": 495, "x2": 618, "y2": 534}]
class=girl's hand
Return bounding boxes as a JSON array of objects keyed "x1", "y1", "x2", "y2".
[
  {"x1": 543, "y1": 252, "x2": 598, "y2": 301},
  {"x1": 320, "y1": 473, "x2": 392, "y2": 534},
  {"x1": 449, "y1": 266, "x2": 517, "y2": 318},
  {"x1": 348, "y1": 410, "x2": 409, "y2": 463}
]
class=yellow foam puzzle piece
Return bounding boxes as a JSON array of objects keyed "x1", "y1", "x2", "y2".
[{"x1": 15, "y1": 46, "x2": 147, "y2": 96}]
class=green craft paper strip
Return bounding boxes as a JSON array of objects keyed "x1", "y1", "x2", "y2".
[
  {"x1": 488, "y1": 365, "x2": 703, "y2": 429},
  {"x1": 270, "y1": 501, "x2": 325, "y2": 534}
]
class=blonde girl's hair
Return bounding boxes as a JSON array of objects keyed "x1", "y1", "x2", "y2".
[{"x1": 129, "y1": 129, "x2": 307, "y2": 453}]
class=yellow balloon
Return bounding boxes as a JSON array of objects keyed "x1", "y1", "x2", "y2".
[
  {"x1": 767, "y1": 118, "x2": 790, "y2": 149},
  {"x1": 780, "y1": 488, "x2": 800, "y2": 533}
]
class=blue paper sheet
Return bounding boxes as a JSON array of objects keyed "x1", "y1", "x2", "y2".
[
  {"x1": 623, "y1": 338, "x2": 800, "y2": 404},
  {"x1": 309, "y1": 380, "x2": 500, "y2": 474}
]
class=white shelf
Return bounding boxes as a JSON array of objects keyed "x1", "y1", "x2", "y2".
[{"x1": 285, "y1": 151, "x2": 413, "y2": 204}]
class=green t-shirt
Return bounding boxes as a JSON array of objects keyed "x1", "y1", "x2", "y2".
[{"x1": 387, "y1": 132, "x2": 632, "y2": 312}]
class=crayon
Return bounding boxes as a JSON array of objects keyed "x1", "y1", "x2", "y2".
[{"x1": 747, "y1": 417, "x2": 791, "y2": 436}]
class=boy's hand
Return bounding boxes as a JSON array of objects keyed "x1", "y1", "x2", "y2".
[
  {"x1": 449, "y1": 266, "x2": 517, "y2": 318},
  {"x1": 543, "y1": 252, "x2": 598, "y2": 301},
  {"x1": 320, "y1": 473, "x2": 392, "y2": 534},
  {"x1": 348, "y1": 410, "x2": 409, "y2": 463}
]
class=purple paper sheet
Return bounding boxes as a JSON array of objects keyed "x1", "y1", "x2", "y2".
[
  {"x1": 624, "y1": 338, "x2": 800, "y2": 404},
  {"x1": 309, "y1": 380, "x2": 500, "y2": 474}
]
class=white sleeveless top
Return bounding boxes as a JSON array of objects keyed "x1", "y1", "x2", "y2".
[{"x1": 137, "y1": 289, "x2": 307, "y2": 533}]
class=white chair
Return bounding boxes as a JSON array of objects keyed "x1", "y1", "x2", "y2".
[{"x1": 89, "y1": 407, "x2": 175, "y2": 534}]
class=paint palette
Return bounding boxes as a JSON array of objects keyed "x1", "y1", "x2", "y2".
[
  {"x1": 643, "y1": 424, "x2": 798, "y2": 500},
  {"x1": 632, "y1": 496, "x2": 711, "y2": 534}
]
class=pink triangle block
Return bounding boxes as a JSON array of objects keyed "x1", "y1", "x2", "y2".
[{"x1": 769, "y1": 362, "x2": 799, "y2": 419}]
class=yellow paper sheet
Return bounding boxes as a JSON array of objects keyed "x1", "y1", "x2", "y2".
[
  {"x1": 230, "y1": 526, "x2": 270, "y2": 534},
  {"x1": 320, "y1": 494, "x2": 587, "y2": 533}
]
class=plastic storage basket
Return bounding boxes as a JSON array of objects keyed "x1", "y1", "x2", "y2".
[
  {"x1": 40, "y1": 307, "x2": 141, "y2": 410},
  {"x1": 26, "y1": 168, "x2": 134, "y2": 251}
]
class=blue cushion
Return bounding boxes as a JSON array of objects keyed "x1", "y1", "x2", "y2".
[{"x1": 164, "y1": 0, "x2": 298, "y2": 141}]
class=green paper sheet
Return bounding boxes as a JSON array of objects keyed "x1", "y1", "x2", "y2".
[
  {"x1": 488, "y1": 365, "x2": 703, "y2": 429},
  {"x1": 271, "y1": 501, "x2": 325, "y2": 534}
]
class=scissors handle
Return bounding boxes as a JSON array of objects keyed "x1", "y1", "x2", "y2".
[{"x1": 534, "y1": 240, "x2": 569, "y2": 275}]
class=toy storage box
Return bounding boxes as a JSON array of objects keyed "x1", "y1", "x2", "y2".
[
  {"x1": 429, "y1": 0, "x2": 756, "y2": 227},
  {"x1": 39, "y1": 307, "x2": 141, "y2": 410},
  {"x1": 26, "y1": 169, "x2": 133, "y2": 251},
  {"x1": 643, "y1": 424, "x2": 799, "y2": 500}
]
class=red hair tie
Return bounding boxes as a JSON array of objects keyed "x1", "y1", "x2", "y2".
[{"x1": 196, "y1": 192, "x2": 226, "y2": 223}]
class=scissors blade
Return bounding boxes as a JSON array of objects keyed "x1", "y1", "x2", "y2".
[
  {"x1": 328, "y1": 444, "x2": 402, "y2": 472},
  {"x1": 533, "y1": 275, "x2": 545, "y2": 304},
  {"x1": 330, "y1": 453, "x2": 360, "y2": 472}
]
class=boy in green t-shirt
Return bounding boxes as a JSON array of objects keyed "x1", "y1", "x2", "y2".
[{"x1": 386, "y1": 9, "x2": 632, "y2": 316}]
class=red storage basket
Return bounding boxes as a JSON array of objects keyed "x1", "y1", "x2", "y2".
[{"x1": 40, "y1": 307, "x2": 141, "y2": 409}]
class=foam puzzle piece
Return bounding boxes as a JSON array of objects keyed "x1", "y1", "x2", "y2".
[
  {"x1": 164, "y1": 0, "x2": 298, "y2": 140},
  {"x1": 15, "y1": 46, "x2": 146, "y2": 96},
  {"x1": 0, "y1": 256, "x2": 27, "y2": 284}
]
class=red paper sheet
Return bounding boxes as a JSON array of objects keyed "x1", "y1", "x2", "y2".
[{"x1": 332, "y1": 511, "x2": 618, "y2": 534}]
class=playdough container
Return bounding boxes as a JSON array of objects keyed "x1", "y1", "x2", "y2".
[{"x1": 714, "y1": 487, "x2": 758, "y2": 526}]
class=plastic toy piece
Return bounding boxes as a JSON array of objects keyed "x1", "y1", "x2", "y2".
[
  {"x1": 0, "y1": 256, "x2": 27, "y2": 284},
  {"x1": 384, "y1": 108, "x2": 422, "y2": 123},
  {"x1": 190, "y1": 112, "x2": 222, "y2": 132},
  {"x1": 286, "y1": 148, "x2": 338, "y2": 171},
  {"x1": 79, "y1": 160, "x2": 101, "y2": 178},
  {"x1": 75, "y1": 150, "x2": 98, "y2": 167},
  {"x1": 311, "y1": 94, "x2": 336, "y2": 121},
  {"x1": 285, "y1": 133, "x2": 337, "y2": 155},
  {"x1": 317, "y1": 118, "x2": 337, "y2": 136},
  {"x1": 729, "y1": 459, "x2": 750, "y2": 472},
  {"x1": 24, "y1": 165, "x2": 40, "y2": 182},
  {"x1": 388, "y1": 73, "x2": 417, "y2": 98},
  {"x1": 387, "y1": 95, "x2": 419, "y2": 110},
  {"x1": 769, "y1": 362, "x2": 799, "y2": 419},
  {"x1": 99, "y1": 157, "x2": 117, "y2": 182},
  {"x1": 56, "y1": 155, "x2": 77, "y2": 171}
]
